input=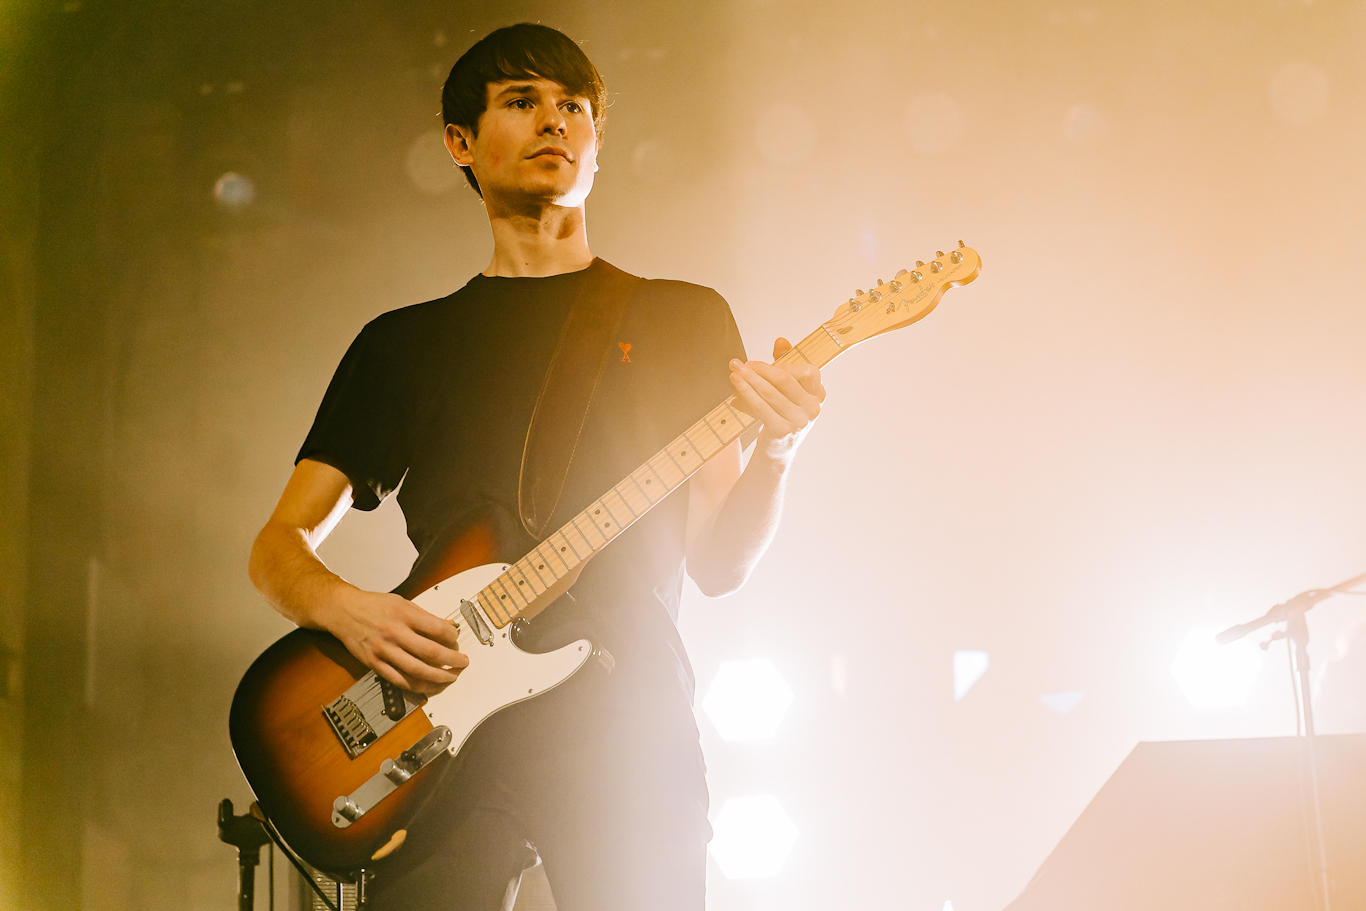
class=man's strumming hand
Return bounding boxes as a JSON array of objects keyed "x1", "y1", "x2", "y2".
[
  {"x1": 325, "y1": 586, "x2": 468, "y2": 696},
  {"x1": 728, "y1": 337, "x2": 826, "y2": 464}
]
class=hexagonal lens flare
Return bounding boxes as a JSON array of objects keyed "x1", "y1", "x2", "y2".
[
  {"x1": 708, "y1": 795, "x2": 799, "y2": 879},
  {"x1": 701, "y1": 658, "x2": 793, "y2": 741},
  {"x1": 1170, "y1": 627, "x2": 1264, "y2": 708}
]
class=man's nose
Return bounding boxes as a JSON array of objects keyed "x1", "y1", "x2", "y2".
[{"x1": 538, "y1": 107, "x2": 567, "y2": 136}]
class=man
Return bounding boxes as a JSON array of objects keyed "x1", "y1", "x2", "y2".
[{"x1": 249, "y1": 23, "x2": 823, "y2": 911}]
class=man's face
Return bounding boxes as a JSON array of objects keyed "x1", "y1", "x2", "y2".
[{"x1": 446, "y1": 78, "x2": 599, "y2": 209}]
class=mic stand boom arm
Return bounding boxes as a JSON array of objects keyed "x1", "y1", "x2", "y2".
[{"x1": 1213, "y1": 569, "x2": 1366, "y2": 911}]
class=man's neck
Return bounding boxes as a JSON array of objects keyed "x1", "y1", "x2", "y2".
[{"x1": 482, "y1": 201, "x2": 593, "y2": 278}]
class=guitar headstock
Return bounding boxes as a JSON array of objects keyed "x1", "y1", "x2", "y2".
[{"x1": 823, "y1": 242, "x2": 981, "y2": 348}]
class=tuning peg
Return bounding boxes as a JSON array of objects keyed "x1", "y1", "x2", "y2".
[
  {"x1": 958, "y1": 240, "x2": 965, "y2": 247},
  {"x1": 895, "y1": 268, "x2": 907, "y2": 278},
  {"x1": 910, "y1": 271, "x2": 922, "y2": 282},
  {"x1": 929, "y1": 261, "x2": 943, "y2": 273},
  {"x1": 935, "y1": 251, "x2": 944, "y2": 258},
  {"x1": 877, "y1": 278, "x2": 884, "y2": 286},
  {"x1": 950, "y1": 251, "x2": 963, "y2": 263},
  {"x1": 855, "y1": 289, "x2": 864, "y2": 297},
  {"x1": 915, "y1": 261, "x2": 924, "y2": 268}
]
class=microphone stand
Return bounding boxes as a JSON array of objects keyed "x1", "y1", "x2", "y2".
[{"x1": 1216, "y1": 570, "x2": 1366, "y2": 911}]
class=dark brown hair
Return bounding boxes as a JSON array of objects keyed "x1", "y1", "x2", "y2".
[{"x1": 442, "y1": 24, "x2": 607, "y2": 196}]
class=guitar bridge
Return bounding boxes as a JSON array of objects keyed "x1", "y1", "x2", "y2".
[
  {"x1": 322, "y1": 673, "x2": 425, "y2": 759},
  {"x1": 322, "y1": 696, "x2": 377, "y2": 755}
]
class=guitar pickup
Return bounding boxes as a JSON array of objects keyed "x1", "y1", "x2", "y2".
[
  {"x1": 459, "y1": 599, "x2": 493, "y2": 646},
  {"x1": 379, "y1": 679, "x2": 407, "y2": 721}
]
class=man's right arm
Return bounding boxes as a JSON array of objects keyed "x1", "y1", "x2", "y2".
[{"x1": 248, "y1": 458, "x2": 467, "y2": 695}]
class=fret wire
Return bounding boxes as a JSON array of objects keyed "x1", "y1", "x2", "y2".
[
  {"x1": 599, "y1": 499, "x2": 624, "y2": 534},
  {"x1": 510, "y1": 563, "x2": 542, "y2": 597},
  {"x1": 571, "y1": 514, "x2": 605, "y2": 549},
  {"x1": 610, "y1": 485, "x2": 640, "y2": 517},
  {"x1": 806, "y1": 330, "x2": 838, "y2": 365},
  {"x1": 802, "y1": 334, "x2": 827, "y2": 358},
  {"x1": 493, "y1": 577, "x2": 523, "y2": 612},
  {"x1": 588, "y1": 499, "x2": 620, "y2": 535},
  {"x1": 477, "y1": 591, "x2": 505, "y2": 625},
  {"x1": 627, "y1": 473, "x2": 655, "y2": 504},
  {"x1": 524, "y1": 555, "x2": 553, "y2": 587},
  {"x1": 568, "y1": 515, "x2": 600, "y2": 550},
  {"x1": 680, "y1": 428, "x2": 713, "y2": 459},
  {"x1": 537, "y1": 541, "x2": 569, "y2": 577},
  {"x1": 710, "y1": 402, "x2": 740, "y2": 432},
  {"x1": 502, "y1": 573, "x2": 529, "y2": 608},
  {"x1": 646, "y1": 455, "x2": 676, "y2": 488},
  {"x1": 559, "y1": 523, "x2": 591, "y2": 558},
  {"x1": 723, "y1": 401, "x2": 752, "y2": 430},
  {"x1": 700, "y1": 415, "x2": 728, "y2": 446},
  {"x1": 662, "y1": 447, "x2": 686, "y2": 477},
  {"x1": 493, "y1": 584, "x2": 518, "y2": 617},
  {"x1": 557, "y1": 529, "x2": 586, "y2": 562},
  {"x1": 643, "y1": 459, "x2": 672, "y2": 491},
  {"x1": 537, "y1": 542, "x2": 565, "y2": 577}
]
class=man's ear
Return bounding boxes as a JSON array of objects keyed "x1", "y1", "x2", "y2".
[{"x1": 445, "y1": 123, "x2": 475, "y2": 167}]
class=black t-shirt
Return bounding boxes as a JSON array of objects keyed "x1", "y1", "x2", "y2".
[{"x1": 297, "y1": 258, "x2": 746, "y2": 752}]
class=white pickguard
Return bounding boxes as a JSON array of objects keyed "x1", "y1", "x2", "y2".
[{"x1": 413, "y1": 562, "x2": 593, "y2": 756}]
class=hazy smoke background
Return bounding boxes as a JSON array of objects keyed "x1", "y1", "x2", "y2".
[{"x1": 2, "y1": 1, "x2": 1364, "y2": 910}]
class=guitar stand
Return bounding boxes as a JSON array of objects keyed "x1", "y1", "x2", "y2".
[
  {"x1": 218, "y1": 798, "x2": 375, "y2": 911},
  {"x1": 217, "y1": 799, "x2": 273, "y2": 911}
]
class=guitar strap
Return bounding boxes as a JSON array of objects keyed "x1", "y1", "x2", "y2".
[{"x1": 518, "y1": 260, "x2": 642, "y2": 539}]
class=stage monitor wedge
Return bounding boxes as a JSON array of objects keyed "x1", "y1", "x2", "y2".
[{"x1": 1004, "y1": 734, "x2": 1366, "y2": 911}]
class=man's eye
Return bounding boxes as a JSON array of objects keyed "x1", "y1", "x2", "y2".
[
  {"x1": 564, "y1": 102, "x2": 583, "y2": 114},
  {"x1": 510, "y1": 98, "x2": 531, "y2": 109}
]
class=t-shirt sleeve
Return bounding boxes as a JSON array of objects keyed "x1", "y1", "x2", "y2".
[
  {"x1": 682, "y1": 286, "x2": 748, "y2": 424},
  {"x1": 295, "y1": 318, "x2": 409, "y2": 511},
  {"x1": 712, "y1": 288, "x2": 748, "y2": 365}
]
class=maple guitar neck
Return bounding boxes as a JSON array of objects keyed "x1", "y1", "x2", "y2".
[{"x1": 462, "y1": 244, "x2": 982, "y2": 630}]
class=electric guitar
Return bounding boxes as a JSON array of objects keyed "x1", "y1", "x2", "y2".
[{"x1": 229, "y1": 244, "x2": 982, "y2": 877}]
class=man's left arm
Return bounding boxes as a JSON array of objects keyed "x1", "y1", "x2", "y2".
[{"x1": 685, "y1": 338, "x2": 825, "y2": 596}]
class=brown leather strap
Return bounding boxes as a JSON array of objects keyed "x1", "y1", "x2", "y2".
[{"x1": 518, "y1": 261, "x2": 641, "y2": 539}]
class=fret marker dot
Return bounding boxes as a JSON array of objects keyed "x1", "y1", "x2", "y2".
[
  {"x1": 561, "y1": 546, "x2": 567, "y2": 552},
  {"x1": 594, "y1": 509, "x2": 601, "y2": 515},
  {"x1": 680, "y1": 451, "x2": 687, "y2": 456},
  {"x1": 645, "y1": 479, "x2": 651, "y2": 485},
  {"x1": 517, "y1": 580, "x2": 524, "y2": 585},
  {"x1": 604, "y1": 522, "x2": 611, "y2": 528},
  {"x1": 538, "y1": 564, "x2": 545, "y2": 570},
  {"x1": 500, "y1": 595, "x2": 507, "y2": 600}
]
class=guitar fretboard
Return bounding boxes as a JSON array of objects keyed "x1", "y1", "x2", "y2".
[{"x1": 462, "y1": 323, "x2": 847, "y2": 628}]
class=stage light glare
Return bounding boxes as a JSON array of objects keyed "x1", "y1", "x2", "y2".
[
  {"x1": 701, "y1": 658, "x2": 793, "y2": 741},
  {"x1": 708, "y1": 795, "x2": 799, "y2": 880},
  {"x1": 1170, "y1": 628, "x2": 1264, "y2": 708},
  {"x1": 1039, "y1": 691, "x2": 1085, "y2": 714},
  {"x1": 953, "y1": 649, "x2": 989, "y2": 701}
]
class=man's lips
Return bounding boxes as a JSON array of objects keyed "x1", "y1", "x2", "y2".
[{"x1": 528, "y1": 146, "x2": 573, "y2": 162}]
